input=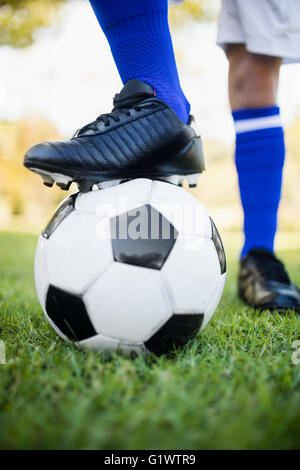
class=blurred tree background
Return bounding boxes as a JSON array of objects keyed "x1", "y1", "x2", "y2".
[
  {"x1": 0, "y1": 0, "x2": 299, "y2": 238},
  {"x1": 0, "y1": 0, "x2": 66, "y2": 48}
]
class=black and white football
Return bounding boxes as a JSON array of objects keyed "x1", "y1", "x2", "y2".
[{"x1": 35, "y1": 178, "x2": 226, "y2": 356}]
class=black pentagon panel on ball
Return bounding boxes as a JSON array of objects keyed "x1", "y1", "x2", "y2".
[
  {"x1": 210, "y1": 218, "x2": 226, "y2": 275},
  {"x1": 42, "y1": 193, "x2": 78, "y2": 239},
  {"x1": 145, "y1": 313, "x2": 204, "y2": 355},
  {"x1": 111, "y1": 204, "x2": 178, "y2": 270},
  {"x1": 46, "y1": 285, "x2": 97, "y2": 341}
]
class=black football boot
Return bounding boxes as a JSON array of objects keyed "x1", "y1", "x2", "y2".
[
  {"x1": 238, "y1": 248, "x2": 300, "y2": 312},
  {"x1": 24, "y1": 79, "x2": 205, "y2": 192}
]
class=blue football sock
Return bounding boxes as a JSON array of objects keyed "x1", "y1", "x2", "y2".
[
  {"x1": 233, "y1": 106, "x2": 285, "y2": 257},
  {"x1": 89, "y1": 0, "x2": 190, "y2": 123}
]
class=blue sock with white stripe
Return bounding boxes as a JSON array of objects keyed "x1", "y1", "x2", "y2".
[
  {"x1": 233, "y1": 106, "x2": 285, "y2": 257},
  {"x1": 89, "y1": 0, "x2": 190, "y2": 123}
]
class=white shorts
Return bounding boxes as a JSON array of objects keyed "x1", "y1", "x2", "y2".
[{"x1": 217, "y1": 0, "x2": 300, "y2": 63}]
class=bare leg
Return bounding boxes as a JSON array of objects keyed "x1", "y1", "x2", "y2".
[{"x1": 227, "y1": 44, "x2": 281, "y2": 110}]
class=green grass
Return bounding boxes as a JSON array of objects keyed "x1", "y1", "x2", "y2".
[{"x1": 0, "y1": 230, "x2": 300, "y2": 450}]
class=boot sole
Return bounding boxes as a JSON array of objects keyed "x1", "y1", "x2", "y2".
[{"x1": 26, "y1": 168, "x2": 203, "y2": 192}]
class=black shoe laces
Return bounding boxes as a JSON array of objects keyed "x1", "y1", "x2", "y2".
[
  {"x1": 74, "y1": 92, "x2": 154, "y2": 137},
  {"x1": 247, "y1": 249, "x2": 290, "y2": 284}
]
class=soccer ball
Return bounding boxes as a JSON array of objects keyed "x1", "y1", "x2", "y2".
[{"x1": 35, "y1": 178, "x2": 226, "y2": 356}]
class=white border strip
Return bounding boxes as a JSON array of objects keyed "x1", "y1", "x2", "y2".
[{"x1": 234, "y1": 115, "x2": 281, "y2": 134}]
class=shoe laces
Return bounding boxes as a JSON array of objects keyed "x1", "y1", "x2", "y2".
[
  {"x1": 74, "y1": 92, "x2": 154, "y2": 137},
  {"x1": 247, "y1": 249, "x2": 290, "y2": 284}
]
